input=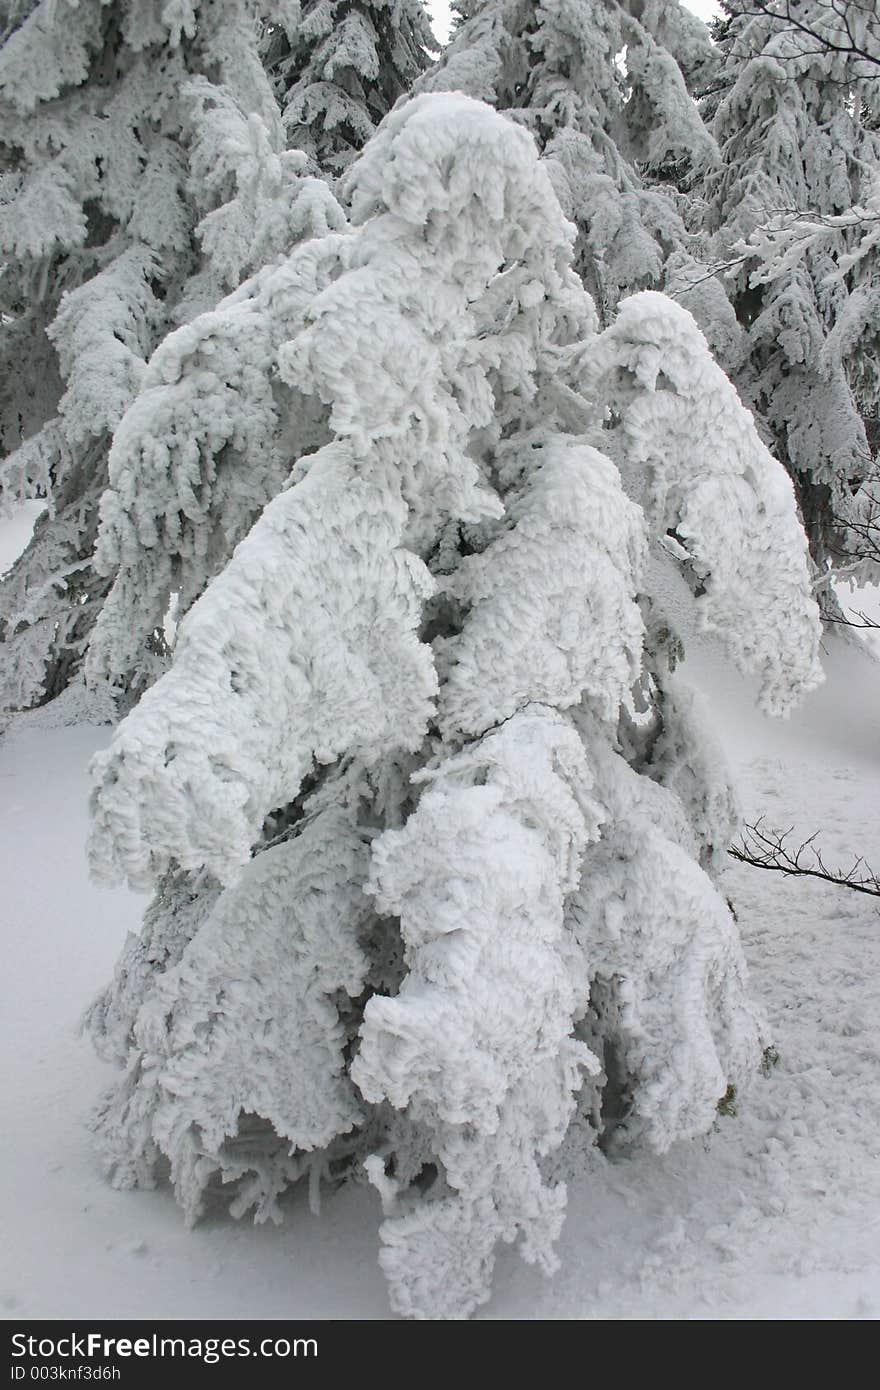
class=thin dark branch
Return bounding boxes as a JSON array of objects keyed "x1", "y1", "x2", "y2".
[
  {"x1": 730, "y1": 818, "x2": 880, "y2": 898},
  {"x1": 729, "y1": 0, "x2": 880, "y2": 71},
  {"x1": 824, "y1": 609, "x2": 879, "y2": 629}
]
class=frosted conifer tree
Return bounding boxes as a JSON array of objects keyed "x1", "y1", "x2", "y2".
[
  {"x1": 0, "y1": 0, "x2": 342, "y2": 712},
  {"x1": 86, "y1": 94, "x2": 821, "y2": 1320},
  {"x1": 704, "y1": 0, "x2": 880, "y2": 576},
  {"x1": 85, "y1": 211, "x2": 348, "y2": 696},
  {"x1": 261, "y1": 0, "x2": 438, "y2": 176},
  {"x1": 418, "y1": 0, "x2": 736, "y2": 339}
]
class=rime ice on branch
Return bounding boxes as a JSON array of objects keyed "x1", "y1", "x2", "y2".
[
  {"x1": 87, "y1": 94, "x2": 821, "y2": 1320},
  {"x1": 419, "y1": 0, "x2": 723, "y2": 329},
  {"x1": 262, "y1": 0, "x2": 437, "y2": 175},
  {"x1": 705, "y1": 0, "x2": 880, "y2": 578},
  {"x1": 0, "y1": 0, "x2": 342, "y2": 711}
]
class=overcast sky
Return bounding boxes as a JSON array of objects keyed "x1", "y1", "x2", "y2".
[{"x1": 428, "y1": 1, "x2": 723, "y2": 44}]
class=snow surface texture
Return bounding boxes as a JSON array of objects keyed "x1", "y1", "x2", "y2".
[{"x1": 77, "y1": 94, "x2": 826, "y2": 1319}]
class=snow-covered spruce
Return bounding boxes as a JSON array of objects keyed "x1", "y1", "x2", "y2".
[
  {"x1": 419, "y1": 0, "x2": 728, "y2": 335},
  {"x1": 87, "y1": 95, "x2": 821, "y2": 1320},
  {"x1": 582, "y1": 290, "x2": 824, "y2": 717},
  {"x1": 261, "y1": 0, "x2": 437, "y2": 177},
  {"x1": 703, "y1": 0, "x2": 880, "y2": 579},
  {"x1": 86, "y1": 231, "x2": 348, "y2": 698},
  {"x1": 0, "y1": 0, "x2": 342, "y2": 712}
]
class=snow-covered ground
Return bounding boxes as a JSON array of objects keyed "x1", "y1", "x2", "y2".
[
  {"x1": 2, "y1": 626, "x2": 877, "y2": 1321},
  {"x1": 1, "y1": 485, "x2": 878, "y2": 1318}
]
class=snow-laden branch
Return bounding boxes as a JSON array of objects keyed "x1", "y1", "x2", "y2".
[{"x1": 84, "y1": 92, "x2": 823, "y2": 1321}]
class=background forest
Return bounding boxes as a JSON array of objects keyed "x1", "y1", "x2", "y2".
[{"x1": 1, "y1": 0, "x2": 878, "y2": 1321}]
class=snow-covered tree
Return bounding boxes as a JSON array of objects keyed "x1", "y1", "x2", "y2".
[
  {"x1": 85, "y1": 94, "x2": 821, "y2": 1320},
  {"x1": 704, "y1": 0, "x2": 880, "y2": 577},
  {"x1": 261, "y1": 0, "x2": 438, "y2": 177},
  {"x1": 418, "y1": 0, "x2": 735, "y2": 338},
  {"x1": 0, "y1": 0, "x2": 342, "y2": 712},
  {"x1": 85, "y1": 208, "x2": 346, "y2": 697}
]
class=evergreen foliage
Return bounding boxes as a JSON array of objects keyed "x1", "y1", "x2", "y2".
[
  {"x1": 0, "y1": 0, "x2": 341, "y2": 711},
  {"x1": 86, "y1": 93, "x2": 821, "y2": 1319},
  {"x1": 704, "y1": 0, "x2": 880, "y2": 576}
]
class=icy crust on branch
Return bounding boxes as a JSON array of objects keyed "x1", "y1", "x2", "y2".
[
  {"x1": 89, "y1": 445, "x2": 437, "y2": 889},
  {"x1": 88, "y1": 235, "x2": 346, "y2": 689},
  {"x1": 341, "y1": 88, "x2": 587, "y2": 309},
  {"x1": 353, "y1": 711, "x2": 603, "y2": 1320},
  {"x1": 703, "y1": 2, "x2": 880, "y2": 568},
  {"x1": 0, "y1": 457, "x2": 110, "y2": 711},
  {"x1": 439, "y1": 436, "x2": 645, "y2": 737},
  {"x1": 421, "y1": 0, "x2": 716, "y2": 170},
  {"x1": 184, "y1": 76, "x2": 345, "y2": 291},
  {"x1": 418, "y1": 0, "x2": 719, "y2": 322},
  {"x1": 93, "y1": 804, "x2": 371, "y2": 1224},
  {"x1": 630, "y1": 0, "x2": 717, "y2": 94},
  {"x1": 0, "y1": 248, "x2": 160, "y2": 704},
  {"x1": 0, "y1": 1, "x2": 274, "y2": 120},
  {"x1": 85, "y1": 867, "x2": 222, "y2": 1069},
  {"x1": 569, "y1": 722, "x2": 762, "y2": 1156},
  {"x1": 0, "y1": 0, "x2": 101, "y2": 116},
  {"x1": 89, "y1": 92, "x2": 596, "y2": 884},
  {"x1": 585, "y1": 728, "x2": 760, "y2": 1135},
  {"x1": 0, "y1": 0, "x2": 330, "y2": 710},
  {"x1": 622, "y1": 30, "x2": 717, "y2": 176},
  {"x1": 0, "y1": 249, "x2": 162, "y2": 707},
  {"x1": 0, "y1": 2, "x2": 284, "y2": 280},
  {"x1": 413, "y1": 0, "x2": 520, "y2": 106},
  {"x1": 330, "y1": 93, "x2": 595, "y2": 533},
  {"x1": 49, "y1": 249, "x2": 160, "y2": 445},
  {"x1": 586, "y1": 292, "x2": 823, "y2": 715}
]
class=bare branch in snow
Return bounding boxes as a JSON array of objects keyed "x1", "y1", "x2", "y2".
[{"x1": 730, "y1": 818, "x2": 880, "y2": 898}]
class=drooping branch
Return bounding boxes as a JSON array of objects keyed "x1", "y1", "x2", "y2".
[{"x1": 730, "y1": 818, "x2": 880, "y2": 898}]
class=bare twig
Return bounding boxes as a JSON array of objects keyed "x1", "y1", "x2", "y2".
[
  {"x1": 824, "y1": 608, "x2": 879, "y2": 629},
  {"x1": 825, "y1": 485, "x2": 880, "y2": 575},
  {"x1": 729, "y1": 818, "x2": 880, "y2": 898}
]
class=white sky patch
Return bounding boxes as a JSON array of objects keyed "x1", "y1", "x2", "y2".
[{"x1": 0, "y1": 498, "x2": 45, "y2": 576}]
